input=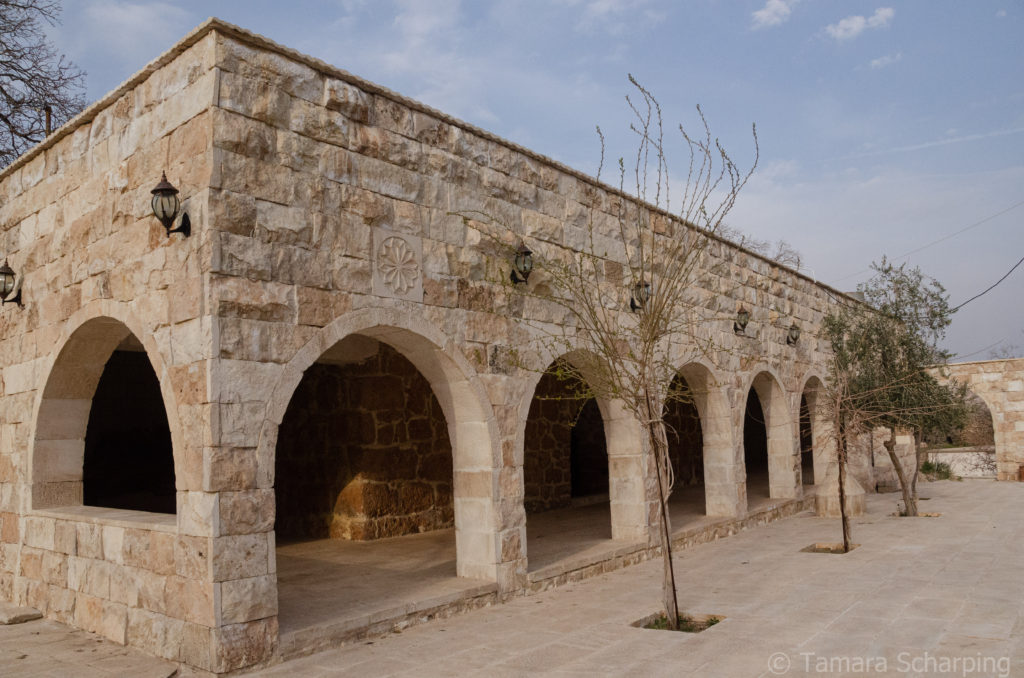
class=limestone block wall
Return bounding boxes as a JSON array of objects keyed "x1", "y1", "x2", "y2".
[
  {"x1": 937, "y1": 359, "x2": 1024, "y2": 480},
  {"x1": 0, "y1": 27, "x2": 225, "y2": 671},
  {"x1": 275, "y1": 341, "x2": 453, "y2": 541},
  {"x1": 0, "y1": 17, "x2": 873, "y2": 674}
]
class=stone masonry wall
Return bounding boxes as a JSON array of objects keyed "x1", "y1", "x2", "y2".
[
  {"x1": 0, "y1": 28, "x2": 220, "y2": 670},
  {"x1": 275, "y1": 342, "x2": 452, "y2": 541},
  {"x1": 0, "y1": 18, "x2": 866, "y2": 674},
  {"x1": 936, "y1": 359, "x2": 1024, "y2": 481}
]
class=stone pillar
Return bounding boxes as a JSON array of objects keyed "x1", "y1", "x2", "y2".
[
  {"x1": 814, "y1": 463, "x2": 866, "y2": 517},
  {"x1": 603, "y1": 399, "x2": 649, "y2": 543}
]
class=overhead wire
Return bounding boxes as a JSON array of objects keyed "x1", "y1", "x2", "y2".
[{"x1": 832, "y1": 198, "x2": 1024, "y2": 284}]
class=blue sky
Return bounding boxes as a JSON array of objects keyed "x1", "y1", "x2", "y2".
[{"x1": 50, "y1": 1, "x2": 1024, "y2": 358}]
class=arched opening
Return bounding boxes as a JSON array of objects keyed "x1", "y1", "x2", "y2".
[
  {"x1": 32, "y1": 316, "x2": 176, "y2": 514},
  {"x1": 271, "y1": 327, "x2": 495, "y2": 646},
  {"x1": 922, "y1": 391, "x2": 997, "y2": 478},
  {"x1": 523, "y1": 361, "x2": 611, "y2": 572},
  {"x1": 799, "y1": 376, "x2": 829, "y2": 488},
  {"x1": 799, "y1": 394, "x2": 813, "y2": 485},
  {"x1": 743, "y1": 388, "x2": 770, "y2": 507},
  {"x1": 663, "y1": 374, "x2": 705, "y2": 528},
  {"x1": 275, "y1": 336, "x2": 453, "y2": 542},
  {"x1": 84, "y1": 336, "x2": 175, "y2": 513}
]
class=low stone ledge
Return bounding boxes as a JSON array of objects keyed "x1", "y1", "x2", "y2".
[
  {"x1": 0, "y1": 601, "x2": 43, "y2": 624},
  {"x1": 31, "y1": 506, "x2": 178, "y2": 533}
]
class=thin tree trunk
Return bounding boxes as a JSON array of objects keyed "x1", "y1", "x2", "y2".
[
  {"x1": 644, "y1": 394, "x2": 679, "y2": 629},
  {"x1": 884, "y1": 427, "x2": 917, "y2": 516},
  {"x1": 910, "y1": 428, "x2": 922, "y2": 500},
  {"x1": 835, "y1": 399, "x2": 851, "y2": 552}
]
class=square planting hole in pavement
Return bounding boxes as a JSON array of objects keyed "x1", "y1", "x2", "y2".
[
  {"x1": 800, "y1": 542, "x2": 860, "y2": 554},
  {"x1": 633, "y1": 612, "x2": 726, "y2": 633}
]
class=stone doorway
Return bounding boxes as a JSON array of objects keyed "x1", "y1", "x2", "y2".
[
  {"x1": 744, "y1": 388, "x2": 771, "y2": 509},
  {"x1": 664, "y1": 373, "x2": 705, "y2": 529},
  {"x1": 523, "y1": 363, "x2": 611, "y2": 572},
  {"x1": 273, "y1": 335, "x2": 479, "y2": 645},
  {"x1": 800, "y1": 394, "x2": 814, "y2": 485}
]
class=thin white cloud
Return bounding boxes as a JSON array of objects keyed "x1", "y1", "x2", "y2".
[
  {"x1": 554, "y1": 0, "x2": 658, "y2": 35},
  {"x1": 82, "y1": 1, "x2": 191, "y2": 60},
  {"x1": 996, "y1": 9, "x2": 1007, "y2": 18},
  {"x1": 847, "y1": 126, "x2": 1024, "y2": 159},
  {"x1": 869, "y1": 52, "x2": 902, "y2": 69},
  {"x1": 826, "y1": 7, "x2": 894, "y2": 42},
  {"x1": 751, "y1": 0, "x2": 798, "y2": 30}
]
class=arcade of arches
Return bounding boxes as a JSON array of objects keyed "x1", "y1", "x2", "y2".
[{"x1": 11, "y1": 20, "x2": 1021, "y2": 674}]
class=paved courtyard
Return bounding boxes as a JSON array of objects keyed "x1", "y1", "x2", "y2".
[{"x1": 3, "y1": 478, "x2": 1023, "y2": 677}]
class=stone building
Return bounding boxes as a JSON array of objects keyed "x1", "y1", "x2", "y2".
[{"x1": 0, "y1": 18, "x2": 913, "y2": 673}]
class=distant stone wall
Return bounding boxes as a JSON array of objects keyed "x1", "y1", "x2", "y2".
[
  {"x1": 664, "y1": 399, "x2": 703, "y2": 487},
  {"x1": 275, "y1": 342, "x2": 452, "y2": 540},
  {"x1": 523, "y1": 371, "x2": 606, "y2": 513},
  {"x1": 935, "y1": 359, "x2": 1024, "y2": 481}
]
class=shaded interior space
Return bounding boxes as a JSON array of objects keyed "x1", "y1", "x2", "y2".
[
  {"x1": 83, "y1": 338, "x2": 175, "y2": 514},
  {"x1": 275, "y1": 336, "x2": 462, "y2": 640},
  {"x1": 664, "y1": 374, "x2": 706, "y2": 528},
  {"x1": 524, "y1": 364, "x2": 611, "y2": 572},
  {"x1": 800, "y1": 394, "x2": 814, "y2": 485},
  {"x1": 744, "y1": 388, "x2": 772, "y2": 509},
  {"x1": 275, "y1": 528, "x2": 495, "y2": 649},
  {"x1": 275, "y1": 336, "x2": 453, "y2": 543}
]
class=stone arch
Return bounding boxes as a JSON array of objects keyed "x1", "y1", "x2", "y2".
[
  {"x1": 743, "y1": 368, "x2": 799, "y2": 503},
  {"x1": 257, "y1": 306, "x2": 500, "y2": 581},
  {"x1": 797, "y1": 373, "x2": 830, "y2": 487},
  {"x1": 30, "y1": 306, "x2": 183, "y2": 511},
  {"x1": 667, "y1": 361, "x2": 738, "y2": 518},
  {"x1": 515, "y1": 348, "x2": 647, "y2": 546}
]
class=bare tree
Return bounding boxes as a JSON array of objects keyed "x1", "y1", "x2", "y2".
[
  {"x1": 458, "y1": 76, "x2": 757, "y2": 629},
  {"x1": 0, "y1": 0, "x2": 85, "y2": 167},
  {"x1": 717, "y1": 223, "x2": 802, "y2": 269}
]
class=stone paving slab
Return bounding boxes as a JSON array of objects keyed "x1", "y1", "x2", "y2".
[
  {"x1": 3, "y1": 479, "x2": 1024, "y2": 677},
  {"x1": 0, "y1": 617, "x2": 176, "y2": 677}
]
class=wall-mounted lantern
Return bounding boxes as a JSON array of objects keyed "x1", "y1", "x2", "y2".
[
  {"x1": 0, "y1": 259, "x2": 23, "y2": 307},
  {"x1": 510, "y1": 242, "x2": 533, "y2": 284},
  {"x1": 734, "y1": 307, "x2": 750, "y2": 334},
  {"x1": 151, "y1": 172, "x2": 190, "y2": 238},
  {"x1": 630, "y1": 279, "x2": 651, "y2": 312},
  {"x1": 787, "y1": 323, "x2": 801, "y2": 346}
]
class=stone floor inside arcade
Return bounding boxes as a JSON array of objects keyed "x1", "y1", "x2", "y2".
[{"x1": 273, "y1": 469, "x2": 814, "y2": 659}]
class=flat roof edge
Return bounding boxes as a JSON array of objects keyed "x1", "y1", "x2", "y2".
[{"x1": 1, "y1": 17, "x2": 857, "y2": 304}]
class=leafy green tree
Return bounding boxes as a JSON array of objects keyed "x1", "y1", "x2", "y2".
[
  {"x1": 824, "y1": 258, "x2": 968, "y2": 525},
  {"x1": 0, "y1": 0, "x2": 85, "y2": 167}
]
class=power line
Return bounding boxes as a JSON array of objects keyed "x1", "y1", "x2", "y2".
[
  {"x1": 950, "y1": 252, "x2": 1024, "y2": 313},
  {"x1": 833, "y1": 198, "x2": 1024, "y2": 284}
]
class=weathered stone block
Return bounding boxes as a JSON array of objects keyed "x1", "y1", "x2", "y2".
[
  {"x1": 211, "y1": 533, "x2": 269, "y2": 582},
  {"x1": 219, "y1": 574, "x2": 277, "y2": 624}
]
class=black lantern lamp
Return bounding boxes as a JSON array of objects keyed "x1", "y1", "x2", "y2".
[
  {"x1": 151, "y1": 172, "x2": 190, "y2": 237},
  {"x1": 510, "y1": 242, "x2": 533, "y2": 284},
  {"x1": 734, "y1": 306, "x2": 750, "y2": 334},
  {"x1": 0, "y1": 259, "x2": 22, "y2": 306},
  {"x1": 630, "y1": 279, "x2": 652, "y2": 312},
  {"x1": 787, "y1": 323, "x2": 801, "y2": 346}
]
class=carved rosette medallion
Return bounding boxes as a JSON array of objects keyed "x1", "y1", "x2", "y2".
[
  {"x1": 372, "y1": 230, "x2": 424, "y2": 302},
  {"x1": 377, "y1": 237, "x2": 420, "y2": 295}
]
